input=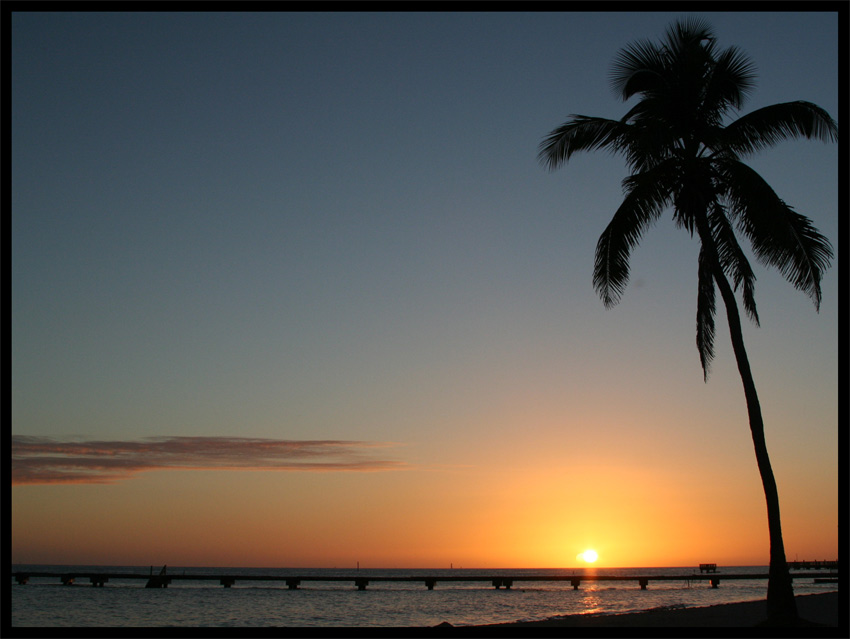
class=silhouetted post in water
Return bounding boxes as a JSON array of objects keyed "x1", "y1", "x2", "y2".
[
  {"x1": 538, "y1": 18, "x2": 836, "y2": 625},
  {"x1": 145, "y1": 564, "x2": 169, "y2": 588}
]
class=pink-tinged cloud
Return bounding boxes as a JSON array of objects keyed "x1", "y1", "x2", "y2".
[{"x1": 11, "y1": 436, "x2": 407, "y2": 485}]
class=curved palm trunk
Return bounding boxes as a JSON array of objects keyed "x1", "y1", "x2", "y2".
[
  {"x1": 712, "y1": 266, "x2": 798, "y2": 623},
  {"x1": 695, "y1": 216, "x2": 798, "y2": 624}
]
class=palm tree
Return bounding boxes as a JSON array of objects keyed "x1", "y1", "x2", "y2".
[{"x1": 539, "y1": 18, "x2": 836, "y2": 624}]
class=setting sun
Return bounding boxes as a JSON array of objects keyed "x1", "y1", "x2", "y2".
[{"x1": 578, "y1": 549, "x2": 599, "y2": 563}]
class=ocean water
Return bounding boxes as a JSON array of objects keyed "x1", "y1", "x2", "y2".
[{"x1": 9, "y1": 565, "x2": 838, "y2": 628}]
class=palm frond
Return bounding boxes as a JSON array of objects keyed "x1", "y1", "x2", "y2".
[
  {"x1": 707, "y1": 200, "x2": 760, "y2": 325},
  {"x1": 663, "y1": 19, "x2": 717, "y2": 96},
  {"x1": 696, "y1": 246, "x2": 717, "y2": 380},
  {"x1": 610, "y1": 38, "x2": 667, "y2": 101},
  {"x1": 618, "y1": 101, "x2": 681, "y2": 171},
  {"x1": 720, "y1": 160, "x2": 834, "y2": 310},
  {"x1": 538, "y1": 116, "x2": 627, "y2": 171},
  {"x1": 593, "y1": 162, "x2": 677, "y2": 306},
  {"x1": 720, "y1": 101, "x2": 838, "y2": 156},
  {"x1": 701, "y1": 45, "x2": 757, "y2": 116},
  {"x1": 664, "y1": 17, "x2": 716, "y2": 56}
]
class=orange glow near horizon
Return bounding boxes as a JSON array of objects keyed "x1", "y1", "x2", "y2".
[
  {"x1": 9, "y1": 387, "x2": 838, "y2": 570},
  {"x1": 11, "y1": 444, "x2": 839, "y2": 569}
]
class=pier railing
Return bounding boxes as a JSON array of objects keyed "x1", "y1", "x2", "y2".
[
  {"x1": 10, "y1": 571, "x2": 838, "y2": 590},
  {"x1": 788, "y1": 560, "x2": 838, "y2": 570}
]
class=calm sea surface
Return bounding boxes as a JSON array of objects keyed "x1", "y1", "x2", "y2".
[{"x1": 9, "y1": 565, "x2": 838, "y2": 628}]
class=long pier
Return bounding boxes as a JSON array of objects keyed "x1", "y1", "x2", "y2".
[
  {"x1": 789, "y1": 560, "x2": 838, "y2": 570},
  {"x1": 10, "y1": 571, "x2": 837, "y2": 590}
]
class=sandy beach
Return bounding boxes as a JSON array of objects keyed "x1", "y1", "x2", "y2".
[{"x1": 451, "y1": 591, "x2": 841, "y2": 631}]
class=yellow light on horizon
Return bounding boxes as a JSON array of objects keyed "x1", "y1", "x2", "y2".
[{"x1": 578, "y1": 549, "x2": 599, "y2": 563}]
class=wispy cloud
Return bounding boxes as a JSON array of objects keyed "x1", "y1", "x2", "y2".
[{"x1": 11, "y1": 435, "x2": 406, "y2": 485}]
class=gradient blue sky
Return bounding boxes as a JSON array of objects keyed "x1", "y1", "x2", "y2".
[{"x1": 11, "y1": 10, "x2": 841, "y2": 568}]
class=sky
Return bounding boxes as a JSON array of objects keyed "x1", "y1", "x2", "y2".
[{"x1": 10, "y1": 10, "x2": 843, "y2": 569}]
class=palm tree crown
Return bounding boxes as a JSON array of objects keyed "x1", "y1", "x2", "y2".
[{"x1": 539, "y1": 17, "x2": 836, "y2": 378}]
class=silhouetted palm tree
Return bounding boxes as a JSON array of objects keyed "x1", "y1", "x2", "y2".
[{"x1": 539, "y1": 18, "x2": 836, "y2": 624}]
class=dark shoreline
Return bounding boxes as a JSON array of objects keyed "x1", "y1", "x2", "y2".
[{"x1": 468, "y1": 591, "x2": 840, "y2": 629}]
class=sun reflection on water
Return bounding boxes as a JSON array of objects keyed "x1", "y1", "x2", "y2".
[{"x1": 578, "y1": 586, "x2": 604, "y2": 615}]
